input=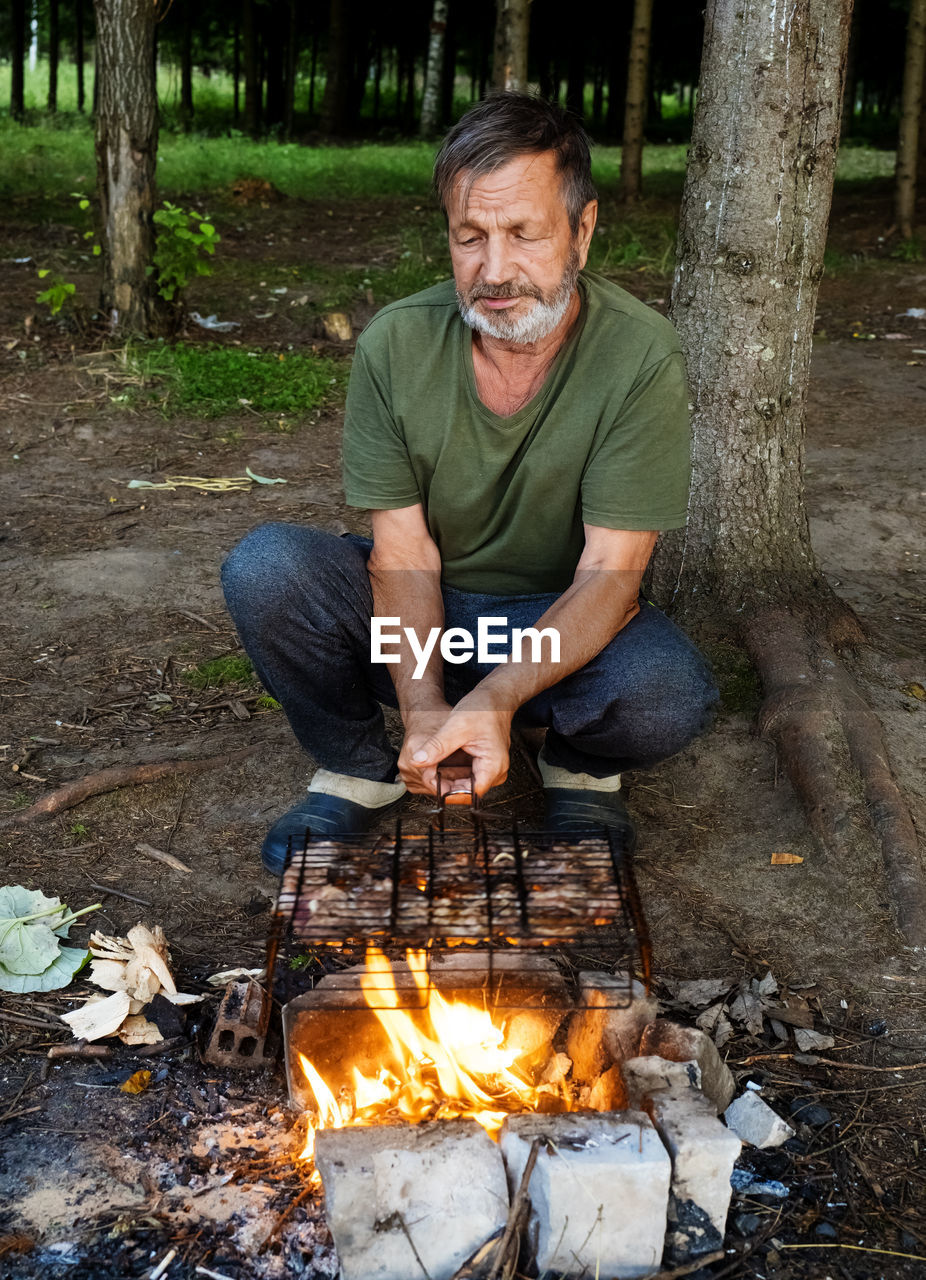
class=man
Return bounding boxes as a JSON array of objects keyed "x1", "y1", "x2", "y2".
[{"x1": 222, "y1": 94, "x2": 717, "y2": 874}]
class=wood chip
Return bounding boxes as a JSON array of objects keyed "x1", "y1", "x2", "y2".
[
  {"x1": 771, "y1": 851, "x2": 804, "y2": 865},
  {"x1": 135, "y1": 842, "x2": 193, "y2": 874},
  {"x1": 60, "y1": 991, "x2": 132, "y2": 1041}
]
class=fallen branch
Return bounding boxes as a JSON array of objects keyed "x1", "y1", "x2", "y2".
[
  {"x1": 744, "y1": 609, "x2": 926, "y2": 949},
  {"x1": 0, "y1": 748, "x2": 257, "y2": 828}
]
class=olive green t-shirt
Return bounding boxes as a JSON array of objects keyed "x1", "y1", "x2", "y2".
[{"x1": 342, "y1": 270, "x2": 690, "y2": 594}]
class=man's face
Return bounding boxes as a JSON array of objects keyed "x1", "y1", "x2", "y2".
[{"x1": 448, "y1": 151, "x2": 597, "y2": 344}]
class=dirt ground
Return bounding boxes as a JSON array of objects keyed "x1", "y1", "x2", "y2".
[{"x1": 0, "y1": 188, "x2": 925, "y2": 1279}]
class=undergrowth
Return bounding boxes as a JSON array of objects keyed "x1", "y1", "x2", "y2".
[
  {"x1": 125, "y1": 341, "x2": 347, "y2": 418},
  {"x1": 182, "y1": 654, "x2": 255, "y2": 689}
]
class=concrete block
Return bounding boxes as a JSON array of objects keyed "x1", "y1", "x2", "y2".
[
  {"x1": 315, "y1": 1120, "x2": 509, "y2": 1280},
  {"x1": 724, "y1": 1092, "x2": 795, "y2": 1148},
  {"x1": 566, "y1": 971, "x2": 658, "y2": 1083},
  {"x1": 500, "y1": 1112, "x2": 671, "y2": 1279},
  {"x1": 650, "y1": 1086, "x2": 741, "y2": 1262},
  {"x1": 622, "y1": 1054, "x2": 700, "y2": 1109},
  {"x1": 639, "y1": 1019, "x2": 736, "y2": 1113}
]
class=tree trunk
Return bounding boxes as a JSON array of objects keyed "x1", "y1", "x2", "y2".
[
  {"x1": 654, "y1": 0, "x2": 926, "y2": 946},
  {"x1": 309, "y1": 24, "x2": 319, "y2": 117},
  {"x1": 565, "y1": 36, "x2": 585, "y2": 118},
  {"x1": 895, "y1": 0, "x2": 926, "y2": 242},
  {"x1": 264, "y1": 8, "x2": 285, "y2": 129},
  {"x1": 179, "y1": 0, "x2": 193, "y2": 132},
  {"x1": 48, "y1": 0, "x2": 60, "y2": 112},
  {"x1": 320, "y1": 0, "x2": 350, "y2": 134},
  {"x1": 420, "y1": 0, "x2": 448, "y2": 137},
  {"x1": 242, "y1": 0, "x2": 259, "y2": 136},
  {"x1": 233, "y1": 17, "x2": 240, "y2": 123},
  {"x1": 11, "y1": 0, "x2": 26, "y2": 121},
  {"x1": 441, "y1": 9, "x2": 456, "y2": 124},
  {"x1": 93, "y1": 0, "x2": 166, "y2": 335},
  {"x1": 618, "y1": 0, "x2": 654, "y2": 201},
  {"x1": 492, "y1": 0, "x2": 530, "y2": 91},
  {"x1": 76, "y1": 0, "x2": 86, "y2": 111},
  {"x1": 283, "y1": 0, "x2": 297, "y2": 139}
]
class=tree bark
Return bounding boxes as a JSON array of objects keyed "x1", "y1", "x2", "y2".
[
  {"x1": 895, "y1": 0, "x2": 926, "y2": 242},
  {"x1": 492, "y1": 0, "x2": 530, "y2": 92},
  {"x1": 179, "y1": 0, "x2": 193, "y2": 132},
  {"x1": 618, "y1": 0, "x2": 654, "y2": 201},
  {"x1": 232, "y1": 17, "x2": 240, "y2": 123},
  {"x1": 653, "y1": 0, "x2": 926, "y2": 946},
  {"x1": 320, "y1": 0, "x2": 350, "y2": 134},
  {"x1": 93, "y1": 0, "x2": 167, "y2": 336},
  {"x1": 242, "y1": 0, "x2": 259, "y2": 137},
  {"x1": 420, "y1": 0, "x2": 448, "y2": 138},
  {"x1": 48, "y1": 0, "x2": 60, "y2": 113},
  {"x1": 283, "y1": 0, "x2": 297, "y2": 139},
  {"x1": 11, "y1": 0, "x2": 26, "y2": 121},
  {"x1": 76, "y1": 0, "x2": 86, "y2": 112}
]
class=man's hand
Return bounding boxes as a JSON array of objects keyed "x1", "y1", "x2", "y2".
[{"x1": 400, "y1": 691, "x2": 512, "y2": 798}]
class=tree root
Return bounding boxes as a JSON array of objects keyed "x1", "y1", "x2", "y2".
[
  {"x1": 744, "y1": 609, "x2": 926, "y2": 950},
  {"x1": 0, "y1": 747, "x2": 258, "y2": 829}
]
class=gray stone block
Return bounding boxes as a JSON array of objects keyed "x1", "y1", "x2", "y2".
[
  {"x1": 724, "y1": 1092, "x2": 795, "y2": 1148},
  {"x1": 500, "y1": 1111, "x2": 671, "y2": 1278},
  {"x1": 315, "y1": 1120, "x2": 509, "y2": 1280},
  {"x1": 650, "y1": 1086, "x2": 741, "y2": 1261}
]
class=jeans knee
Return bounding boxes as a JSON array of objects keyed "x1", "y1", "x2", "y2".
[{"x1": 221, "y1": 523, "x2": 317, "y2": 615}]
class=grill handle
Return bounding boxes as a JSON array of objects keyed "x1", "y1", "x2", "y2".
[{"x1": 436, "y1": 749, "x2": 476, "y2": 808}]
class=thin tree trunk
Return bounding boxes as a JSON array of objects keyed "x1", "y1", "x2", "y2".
[
  {"x1": 76, "y1": 0, "x2": 86, "y2": 111},
  {"x1": 492, "y1": 0, "x2": 530, "y2": 91},
  {"x1": 372, "y1": 36, "x2": 382, "y2": 120},
  {"x1": 233, "y1": 18, "x2": 240, "y2": 123},
  {"x1": 93, "y1": 0, "x2": 167, "y2": 335},
  {"x1": 441, "y1": 9, "x2": 456, "y2": 124},
  {"x1": 264, "y1": 8, "x2": 285, "y2": 128},
  {"x1": 566, "y1": 37, "x2": 585, "y2": 118},
  {"x1": 895, "y1": 0, "x2": 926, "y2": 241},
  {"x1": 420, "y1": 0, "x2": 448, "y2": 137},
  {"x1": 11, "y1": 0, "x2": 26, "y2": 121},
  {"x1": 179, "y1": 0, "x2": 193, "y2": 131},
  {"x1": 283, "y1": 0, "x2": 296, "y2": 138},
  {"x1": 48, "y1": 0, "x2": 60, "y2": 112},
  {"x1": 618, "y1": 0, "x2": 654, "y2": 201},
  {"x1": 651, "y1": 1, "x2": 926, "y2": 945},
  {"x1": 320, "y1": 0, "x2": 350, "y2": 134},
  {"x1": 242, "y1": 0, "x2": 259, "y2": 136}
]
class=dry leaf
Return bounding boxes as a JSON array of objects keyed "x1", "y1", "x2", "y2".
[
  {"x1": 119, "y1": 1069, "x2": 152, "y2": 1094},
  {"x1": 794, "y1": 1028, "x2": 836, "y2": 1052},
  {"x1": 670, "y1": 977, "x2": 734, "y2": 1008},
  {"x1": 771, "y1": 851, "x2": 804, "y2": 865}
]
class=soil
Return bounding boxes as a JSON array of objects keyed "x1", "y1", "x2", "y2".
[{"x1": 0, "y1": 186, "x2": 924, "y2": 1279}]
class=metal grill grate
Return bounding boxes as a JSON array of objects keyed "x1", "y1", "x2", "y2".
[{"x1": 269, "y1": 820, "x2": 651, "y2": 1008}]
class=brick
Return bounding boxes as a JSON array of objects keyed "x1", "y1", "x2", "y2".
[
  {"x1": 650, "y1": 1086, "x2": 741, "y2": 1262},
  {"x1": 639, "y1": 1019, "x2": 736, "y2": 1113},
  {"x1": 315, "y1": 1120, "x2": 508, "y2": 1280},
  {"x1": 724, "y1": 1092, "x2": 794, "y2": 1148},
  {"x1": 500, "y1": 1112, "x2": 671, "y2": 1278},
  {"x1": 565, "y1": 970, "x2": 658, "y2": 1083}
]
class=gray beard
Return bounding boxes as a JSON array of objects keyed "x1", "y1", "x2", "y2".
[{"x1": 456, "y1": 254, "x2": 580, "y2": 345}]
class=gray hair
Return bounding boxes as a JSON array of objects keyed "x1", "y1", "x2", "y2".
[{"x1": 433, "y1": 92, "x2": 597, "y2": 236}]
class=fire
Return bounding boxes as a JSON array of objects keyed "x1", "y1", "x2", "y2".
[{"x1": 299, "y1": 947, "x2": 556, "y2": 1160}]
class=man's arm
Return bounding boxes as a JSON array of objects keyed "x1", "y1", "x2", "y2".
[
  {"x1": 367, "y1": 505, "x2": 455, "y2": 795},
  {"x1": 409, "y1": 526, "x2": 657, "y2": 795}
]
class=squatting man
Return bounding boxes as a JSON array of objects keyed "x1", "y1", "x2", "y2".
[{"x1": 222, "y1": 93, "x2": 717, "y2": 874}]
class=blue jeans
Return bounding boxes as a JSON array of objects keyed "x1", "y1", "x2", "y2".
[{"x1": 221, "y1": 523, "x2": 718, "y2": 783}]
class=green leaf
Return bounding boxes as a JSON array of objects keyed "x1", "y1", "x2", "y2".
[
  {"x1": 0, "y1": 886, "x2": 69, "y2": 974},
  {"x1": 245, "y1": 466, "x2": 287, "y2": 485},
  {"x1": 37, "y1": 268, "x2": 50, "y2": 278},
  {"x1": 0, "y1": 945, "x2": 90, "y2": 994},
  {"x1": 92, "y1": 245, "x2": 101, "y2": 256},
  {"x1": 79, "y1": 199, "x2": 90, "y2": 211}
]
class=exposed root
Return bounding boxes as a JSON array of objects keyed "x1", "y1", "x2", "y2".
[
  {"x1": 744, "y1": 609, "x2": 926, "y2": 950},
  {"x1": 0, "y1": 747, "x2": 257, "y2": 829}
]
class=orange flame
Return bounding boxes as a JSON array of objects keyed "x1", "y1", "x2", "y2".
[{"x1": 298, "y1": 947, "x2": 560, "y2": 1160}]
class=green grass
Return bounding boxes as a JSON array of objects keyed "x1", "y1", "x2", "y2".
[
  {"x1": 126, "y1": 341, "x2": 347, "y2": 418},
  {"x1": 182, "y1": 654, "x2": 255, "y2": 689}
]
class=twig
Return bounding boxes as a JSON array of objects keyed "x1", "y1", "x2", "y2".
[
  {"x1": 136, "y1": 841, "x2": 192, "y2": 874},
  {"x1": 195, "y1": 1268, "x2": 235, "y2": 1280},
  {"x1": 778, "y1": 1243, "x2": 926, "y2": 1262},
  {"x1": 0, "y1": 1011, "x2": 64, "y2": 1031},
  {"x1": 257, "y1": 1182, "x2": 314, "y2": 1253},
  {"x1": 47, "y1": 1042, "x2": 111, "y2": 1061},
  {"x1": 175, "y1": 610, "x2": 220, "y2": 632},
  {"x1": 164, "y1": 779, "x2": 189, "y2": 855},
  {"x1": 83, "y1": 878, "x2": 152, "y2": 907},
  {"x1": 0, "y1": 747, "x2": 257, "y2": 827},
  {"x1": 0, "y1": 1071, "x2": 34, "y2": 1123},
  {"x1": 395, "y1": 1211, "x2": 433, "y2": 1280},
  {"x1": 744, "y1": 1055, "x2": 926, "y2": 1073},
  {"x1": 149, "y1": 1248, "x2": 177, "y2": 1279},
  {"x1": 488, "y1": 1138, "x2": 541, "y2": 1280}
]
